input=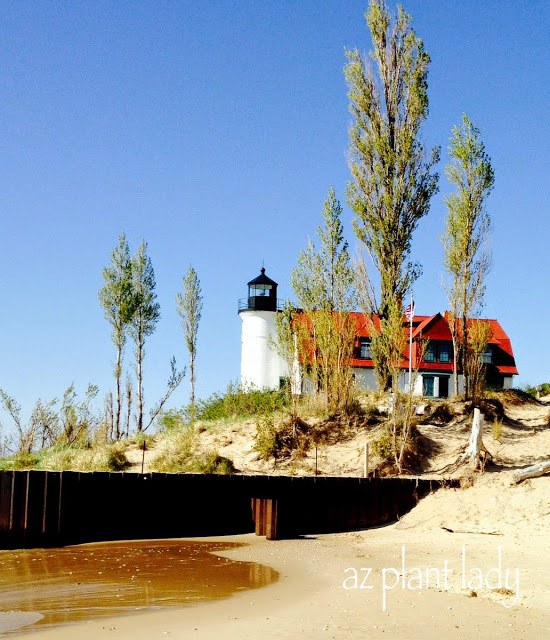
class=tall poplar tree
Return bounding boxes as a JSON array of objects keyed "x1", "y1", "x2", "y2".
[
  {"x1": 291, "y1": 188, "x2": 356, "y2": 413},
  {"x1": 99, "y1": 232, "x2": 136, "y2": 439},
  {"x1": 442, "y1": 114, "x2": 494, "y2": 399},
  {"x1": 176, "y1": 267, "x2": 203, "y2": 422},
  {"x1": 129, "y1": 240, "x2": 160, "y2": 432},
  {"x1": 345, "y1": 0, "x2": 439, "y2": 386}
]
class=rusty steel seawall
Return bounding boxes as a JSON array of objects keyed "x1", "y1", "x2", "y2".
[{"x1": 0, "y1": 471, "x2": 453, "y2": 549}]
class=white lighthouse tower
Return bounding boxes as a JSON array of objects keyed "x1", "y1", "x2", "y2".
[{"x1": 238, "y1": 268, "x2": 287, "y2": 390}]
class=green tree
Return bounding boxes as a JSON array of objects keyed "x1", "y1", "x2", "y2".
[
  {"x1": 99, "y1": 232, "x2": 137, "y2": 439},
  {"x1": 442, "y1": 114, "x2": 494, "y2": 400},
  {"x1": 273, "y1": 301, "x2": 301, "y2": 423},
  {"x1": 176, "y1": 267, "x2": 203, "y2": 422},
  {"x1": 291, "y1": 188, "x2": 357, "y2": 413},
  {"x1": 345, "y1": 0, "x2": 439, "y2": 387},
  {"x1": 0, "y1": 389, "x2": 58, "y2": 453},
  {"x1": 129, "y1": 240, "x2": 161, "y2": 431},
  {"x1": 59, "y1": 383, "x2": 99, "y2": 446},
  {"x1": 144, "y1": 357, "x2": 185, "y2": 431}
]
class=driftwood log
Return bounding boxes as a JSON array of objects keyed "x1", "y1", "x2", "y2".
[
  {"x1": 513, "y1": 460, "x2": 550, "y2": 484},
  {"x1": 459, "y1": 408, "x2": 492, "y2": 470}
]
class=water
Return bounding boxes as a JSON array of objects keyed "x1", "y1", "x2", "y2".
[{"x1": 0, "y1": 540, "x2": 278, "y2": 637}]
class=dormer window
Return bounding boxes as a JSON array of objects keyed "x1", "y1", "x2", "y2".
[
  {"x1": 480, "y1": 345, "x2": 493, "y2": 364},
  {"x1": 424, "y1": 341, "x2": 453, "y2": 364},
  {"x1": 439, "y1": 343, "x2": 451, "y2": 364},
  {"x1": 358, "y1": 337, "x2": 373, "y2": 359},
  {"x1": 425, "y1": 342, "x2": 437, "y2": 363}
]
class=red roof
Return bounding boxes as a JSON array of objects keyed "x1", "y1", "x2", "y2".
[{"x1": 297, "y1": 310, "x2": 518, "y2": 376}]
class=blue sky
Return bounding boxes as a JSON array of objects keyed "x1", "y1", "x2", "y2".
[{"x1": 1, "y1": 1, "x2": 549, "y2": 430}]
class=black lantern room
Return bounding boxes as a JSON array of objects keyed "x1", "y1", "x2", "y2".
[{"x1": 243, "y1": 268, "x2": 278, "y2": 311}]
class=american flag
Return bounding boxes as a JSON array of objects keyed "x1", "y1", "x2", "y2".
[{"x1": 405, "y1": 303, "x2": 415, "y2": 323}]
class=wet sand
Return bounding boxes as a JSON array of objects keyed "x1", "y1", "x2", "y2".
[{"x1": 0, "y1": 540, "x2": 278, "y2": 637}]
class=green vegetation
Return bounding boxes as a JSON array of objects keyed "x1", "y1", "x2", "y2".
[
  {"x1": 289, "y1": 188, "x2": 357, "y2": 414},
  {"x1": 129, "y1": 239, "x2": 161, "y2": 433},
  {"x1": 442, "y1": 115, "x2": 494, "y2": 401},
  {"x1": 99, "y1": 233, "x2": 184, "y2": 439},
  {"x1": 0, "y1": 442, "x2": 130, "y2": 473},
  {"x1": 0, "y1": 385, "x2": 284, "y2": 474},
  {"x1": 255, "y1": 415, "x2": 312, "y2": 462},
  {"x1": 192, "y1": 383, "x2": 290, "y2": 423},
  {"x1": 524, "y1": 383, "x2": 550, "y2": 399},
  {"x1": 149, "y1": 424, "x2": 235, "y2": 474},
  {"x1": 0, "y1": 381, "x2": 538, "y2": 478},
  {"x1": 0, "y1": 384, "x2": 102, "y2": 455},
  {"x1": 255, "y1": 416, "x2": 279, "y2": 461},
  {"x1": 157, "y1": 384, "x2": 289, "y2": 430},
  {"x1": 345, "y1": 0, "x2": 439, "y2": 388},
  {"x1": 176, "y1": 266, "x2": 203, "y2": 423},
  {"x1": 370, "y1": 426, "x2": 393, "y2": 462}
]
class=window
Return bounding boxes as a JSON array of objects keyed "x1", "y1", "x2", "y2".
[
  {"x1": 480, "y1": 346, "x2": 493, "y2": 364},
  {"x1": 358, "y1": 337, "x2": 372, "y2": 359},
  {"x1": 423, "y1": 341, "x2": 452, "y2": 364},
  {"x1": 439, "y1": 343, "x2": 451, "y2": 363},
  {"x1": 424, "y1": 342, "x2": 437, "y2": 363},
  {"x1": 250, "y1": 284, "x2": 272, "y2": 297}
]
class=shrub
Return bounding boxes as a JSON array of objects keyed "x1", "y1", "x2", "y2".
[
  {"x1": 40, "y1": 448, "x2": 78, "y2": 470},
  {"x1": 370, "y1": 427, "x2": 393, "y2": 461},
  {"x1": 106, "y1": 449, "x2": 129, "y2": 471},
  {"x1": 150, "y1": 425, "x2": 235, "y2": 474},
  {"x1": 158, "y1": 409, "x2": 185, "y2": 431},
  {"x1": 524, "y1": 386, "x2": 538, "y2": 399},
  {"x1": 12, "y1": 452, "x2": 40, "y2": 470},
  {"x1": 254, "y1": 416, "x2": 311, "y2": 461},
  {"x1": 499, "y1": 388, "x2": 539, "y2": 404},
  {"x1": 127, "y1": 431, "x2": 154, "y2": 450},
  {"x1": 524, "y1": 383, "x2": 550, "y2": 399},
  {"x1": 194, "y1": 382, "x2": 289, "y2": 422},
  {"x1": 189, "y1": 452, "x2": 236, "y2": 474},
  {"x1": 255, "y1": 416, "x2": 278, "y2": 461},
  {"x1": 149, "y1": 426, "x2": 197, "y2": 472}
]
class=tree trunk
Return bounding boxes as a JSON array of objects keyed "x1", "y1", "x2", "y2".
[
  {"x1": 115, "y1": 342, "x2": 122, "y2": 440},
  {"x1": 190, "y1": 351, "x2": 196, "y2": 423},
  {"x1": 451, "y1": 333, "x2": 459, "y2": 396},
  {"x1": 461, "y1": 315, "x2": 469, "y2": 399},
  {"x1": 125, "y1": 377, "x2": 132, "y2": 438},
  {"x1": 137, "y1": 341, "x2": 143, "y2": 432},
  {"x1": 459, "y1": 408, "x2": 490, "y2": 470},
  {"x1": 513, "y1": 460, "x2": 550, "y2": 484}
]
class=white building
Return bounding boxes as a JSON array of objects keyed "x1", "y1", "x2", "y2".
[
  {"x1": 238, "y1": 269, "x2": 518, "y2": 398},
  {"x1": 238, "y1": 268, "x2": 289, "y2": 390}
]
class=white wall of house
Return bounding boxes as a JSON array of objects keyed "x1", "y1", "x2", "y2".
[
  {"x1": 352, "y1": 368, "x2": 378, "y2": 391},
  {"x1": 240, "y1": 310, "x2": 288, "y2": 389},
  {"x1": 353, "y1": 369, "x2": 465, "y2": 399}
]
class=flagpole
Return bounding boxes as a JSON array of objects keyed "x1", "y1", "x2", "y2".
[{"x1": 408, "y1": 292, "x2": 414, "y2": 393}]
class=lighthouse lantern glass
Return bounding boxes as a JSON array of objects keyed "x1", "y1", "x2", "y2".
[{"x1": 249, "y1": 283, "x2": 271, "y2": 297}]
